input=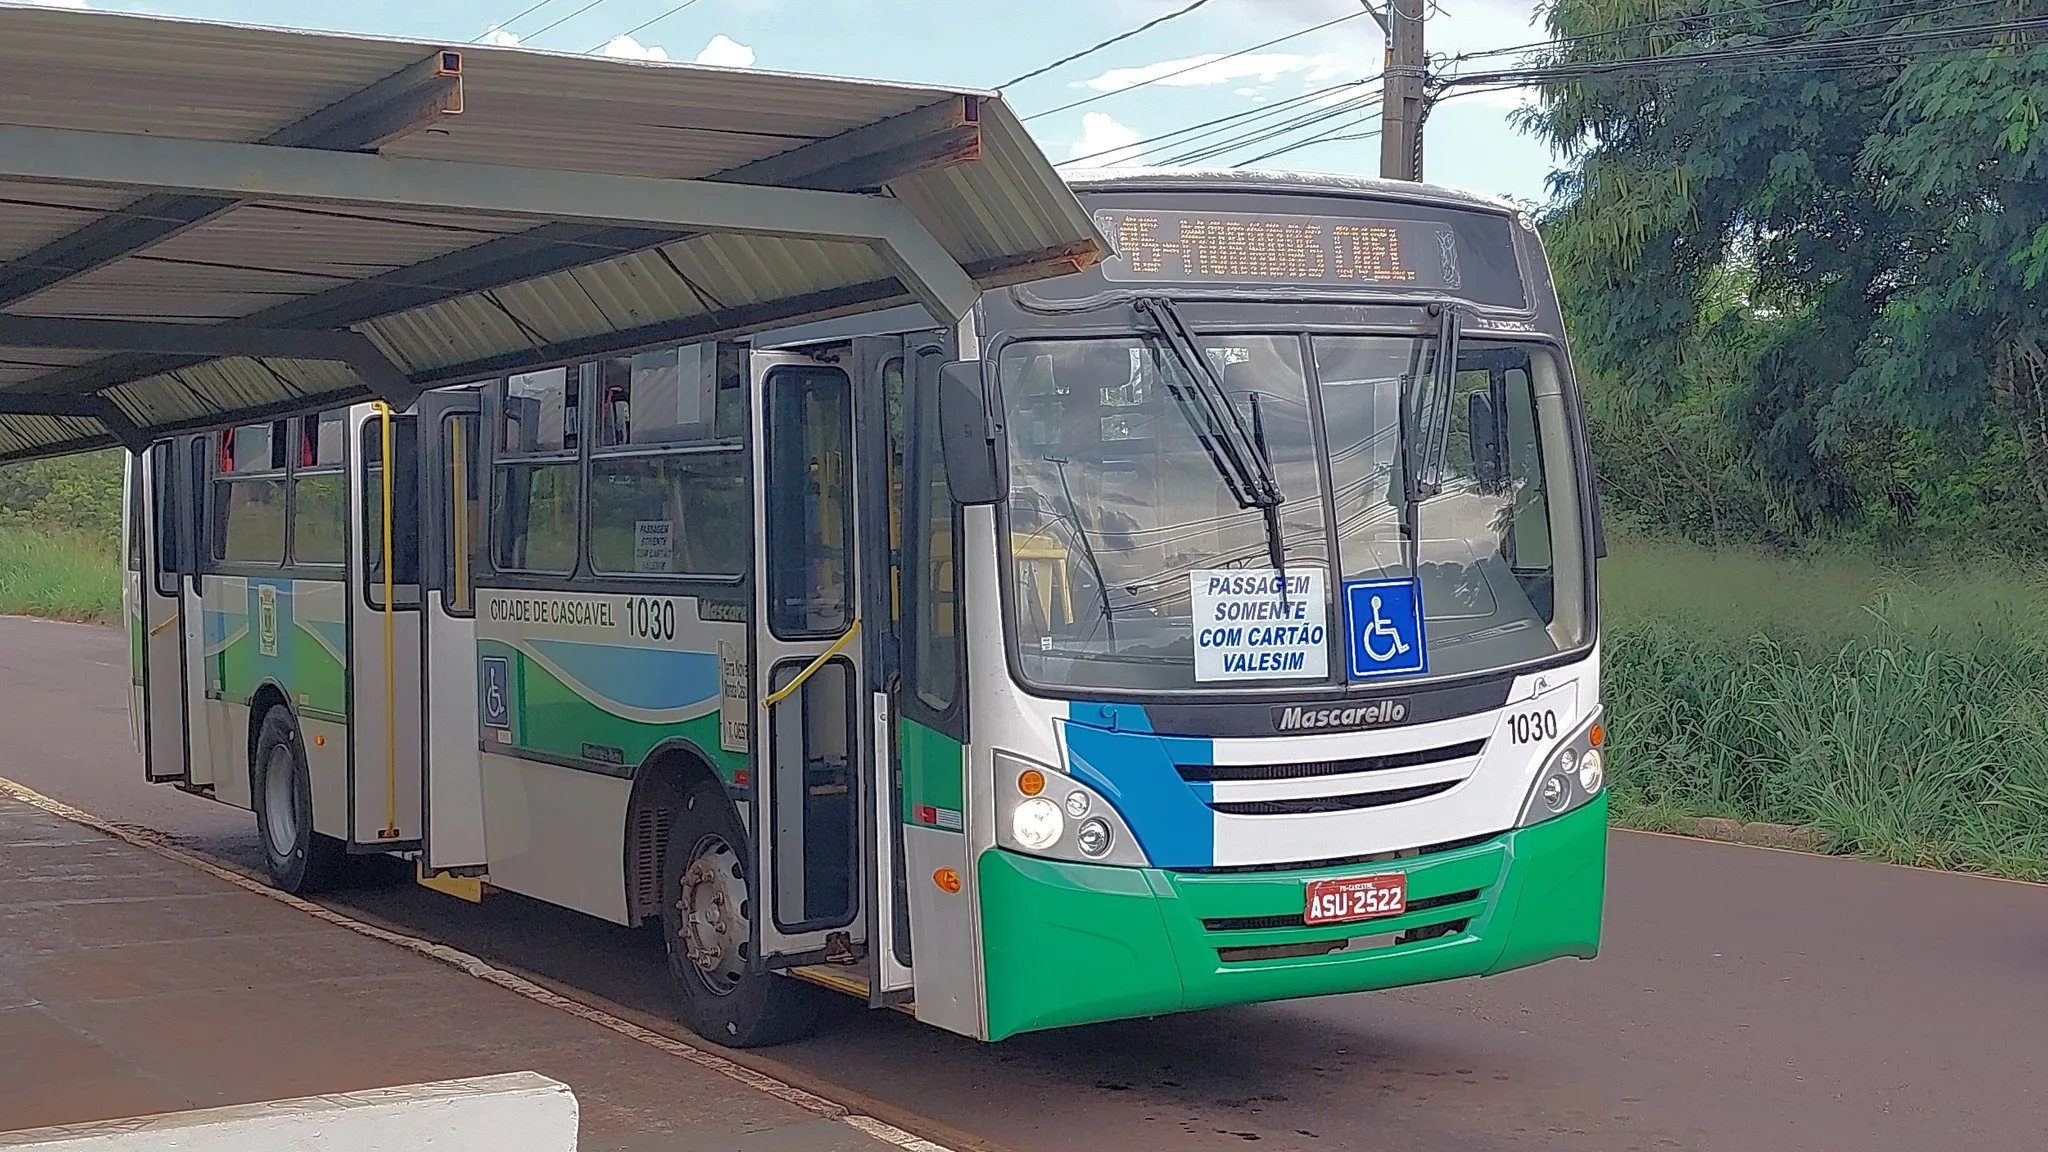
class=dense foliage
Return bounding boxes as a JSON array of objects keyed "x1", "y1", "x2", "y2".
[{"x1": 1518, "y1": 0, "x2": 2048, "y2": 552}]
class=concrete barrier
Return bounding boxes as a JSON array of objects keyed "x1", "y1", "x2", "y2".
[{"x1": 0, "y1": 1071, "x2": 578, "y2": 1151}]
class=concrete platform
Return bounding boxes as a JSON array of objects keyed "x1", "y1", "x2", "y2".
[{"x1": 0, "y1": 795, "x2": 910, "y2": 1152}]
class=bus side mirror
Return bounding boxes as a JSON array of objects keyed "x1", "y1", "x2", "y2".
[
  {"x1": 938, "y1": 360, "x2": 1006, "y2": 506},
  {"x1": 1467, "y1": 390, "x2": 1503, "y2": 492}
]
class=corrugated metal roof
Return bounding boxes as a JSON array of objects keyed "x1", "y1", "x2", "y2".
[{"x1": 0, "y1": 6, "x2": 1104, "y2": 462}]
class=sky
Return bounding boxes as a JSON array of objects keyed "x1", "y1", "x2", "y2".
[{"x1": 4, "y1": 0, "x2": 1568, "y2": 206}]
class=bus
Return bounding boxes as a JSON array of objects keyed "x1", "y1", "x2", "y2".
[{"x1": 122, "y1": 168, "x2": 1607, "y2": 1048}]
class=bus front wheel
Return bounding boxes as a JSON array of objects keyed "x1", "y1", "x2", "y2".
[
  {"x1": 660, "y1": 776, "x2": 817, "y2": 1048},
  {"x1": 250, "y1": 706, "x2": 345, "y2": 894}
]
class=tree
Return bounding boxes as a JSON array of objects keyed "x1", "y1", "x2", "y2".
[{"x1": 1515, "y1": 0, "x2": 2048, "y2": 545}]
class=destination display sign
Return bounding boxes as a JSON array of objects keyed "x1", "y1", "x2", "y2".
[
  {"x1": 1095, "y1": 207, "x2": 1463, "y2": 292},
  {"x1": 1015, "y1": 192, "x2": 1531, "y2": 309}
]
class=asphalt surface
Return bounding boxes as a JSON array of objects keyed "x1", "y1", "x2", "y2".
[{"x1": 4, "y1": 613, "x2": 2044, "y2": 1151}]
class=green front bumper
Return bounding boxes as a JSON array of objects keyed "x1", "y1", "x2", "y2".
[{"x1": 978, "y1": 793, "x2": 1608, "y2": 1041}]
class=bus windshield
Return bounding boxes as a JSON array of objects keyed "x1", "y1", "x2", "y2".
[{"x1": 997, "y1": 333, "x2": 1589, "y2": 695}]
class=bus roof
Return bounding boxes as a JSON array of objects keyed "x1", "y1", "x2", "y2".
[{"x1": 0, "y1": 7, "x2": 1105, "y2": 463}]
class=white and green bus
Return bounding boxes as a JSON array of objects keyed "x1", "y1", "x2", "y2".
[{"x1": 123, "y1": 169, "x2": 1608, "y2": 1048}]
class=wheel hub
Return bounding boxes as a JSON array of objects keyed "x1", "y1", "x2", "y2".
[
  {"x1": 262, "y1": 743, "x2": 297, "y2": 854},
  {"x1": 675, "y1": 834, "x2": 747, "y2": 996}
]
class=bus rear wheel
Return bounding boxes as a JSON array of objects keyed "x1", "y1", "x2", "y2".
[
  {"x1": 251, "y1": 705, "x2": 345, "y2": 894},
  {"x1": 660, "y1": 776, "x2": 817, "y2": 1048}
]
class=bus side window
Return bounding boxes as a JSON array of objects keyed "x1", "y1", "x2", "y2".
[
  {"x1": 361, "y1": 414, "x2": 420, "y2": 606},
  {"x1": 211, "y1": 421, "x2": 287, "y2": 566},
  {"x1": 444, "y1": 412, "x2": 481, "y2": 615},
  {"x1": 291, "y1": 411, "x2": 347, "y2": 567},
  {"x1": 765, "y1": 365, "x2": 854, "y2": 638},
  {"x1": 492, "y1": 368, "x2": 581, "y2": 575},
  {"x1": 126, "y1": 454, "x2": 144, "y2": 575},
  {"x1": 903, "y1": 348, "x2": 962, "y2": 719}
]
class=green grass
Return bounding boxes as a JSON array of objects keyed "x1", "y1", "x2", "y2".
[
  {"x1": 0, "y1": 529, "x2": 121, "y2": 623},
  {"x1": 1601, "y1": 534, "x2": 2048, "y2": 880}
]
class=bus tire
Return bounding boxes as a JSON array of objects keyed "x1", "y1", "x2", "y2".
[
  {"x1": 660, "y1": 775, "x2": 817, "y2": 1048},
  {"x1": 251, "y1": 705, "x2": 345, "y2": 894}
]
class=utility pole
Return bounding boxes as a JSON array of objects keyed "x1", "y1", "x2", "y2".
[{"x1": 1377, "y1": 0, "x2": 1426, "y2": 181}]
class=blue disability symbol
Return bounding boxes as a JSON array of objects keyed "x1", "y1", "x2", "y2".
[
  {"x1": 1344, "y1": 578, "x2": 1428, "y2": 680},
  {"x1": 481, "y1": 656, "x2": 511, "y2": 729}
]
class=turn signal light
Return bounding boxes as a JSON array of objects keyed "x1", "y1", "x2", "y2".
[
  {"x1": 1017, "y1": 769, "x2": 1046, "y2": 796},
  {"x1": 1589, "y1": 723, "x2": 1604, "y2": 748},
  {"x1": 933, "y1": 868, "x2": 962, "y2": 893}
]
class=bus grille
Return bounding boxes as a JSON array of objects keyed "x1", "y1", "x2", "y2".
[
  {"x1": 1207, "y1": 779, "x2": 1459, "y2": 815},
  {"x1": 1175, "y1": 739, "x2": 1485, "y2": 783},
  {"x1": 1180, "y1": 738, "x2": 1483, "y2": 816}
]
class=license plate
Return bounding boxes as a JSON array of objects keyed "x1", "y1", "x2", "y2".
[{"x1": 1303, "y1": 873, "x2": 1407, "y2": 925}]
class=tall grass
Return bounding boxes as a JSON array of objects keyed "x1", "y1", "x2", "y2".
[
  {"x1": 1602, "y1": 536, "x2": 2048, "y2": 879},
  {"x1": 0, "y1": 529, "x2": 120, "y2": 623}
]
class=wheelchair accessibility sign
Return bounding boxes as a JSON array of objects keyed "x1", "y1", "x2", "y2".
[
  {"x1": 480, "y1": 655, "x2": 511, "y2": 733},
  {"x1": 1344, "y1": 578, "x2": 1427, "y2": 680}
]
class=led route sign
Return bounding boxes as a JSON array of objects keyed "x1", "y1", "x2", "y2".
[{"x1": 1093, "y1": 207, "x2": 1465, "y2": 291}]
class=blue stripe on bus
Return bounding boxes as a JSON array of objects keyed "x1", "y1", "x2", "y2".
[
  {"x1": 523, "y1": 639, "x2": 720, "y2": 712},
  {"x1": 1064, "y1": 702, "x2": 1215, "y2": 869}
]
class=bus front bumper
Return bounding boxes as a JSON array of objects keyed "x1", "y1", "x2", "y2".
[{"x1": 977, "y1": 793, "x2": 1607, "y2": 1041}]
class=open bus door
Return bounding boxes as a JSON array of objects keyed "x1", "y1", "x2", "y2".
[
  {"x1": 136, "y1": 445, "x2": 188, "y2": 783},
  {"x1": 416, "y1": 390, "x2": 487, "y2": 894},
  {"x1": 749, "y1": 347, "x2": 892, "y2": 993},
  {"x1": 345, "y1": 405, "x2": 424, "y2": 851}
]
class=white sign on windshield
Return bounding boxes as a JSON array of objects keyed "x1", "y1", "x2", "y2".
[{"x1": 1191, "y1": 568, "x2": 1328, "y2": 682}]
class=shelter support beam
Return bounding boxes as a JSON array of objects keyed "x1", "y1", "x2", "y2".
[
  {"x1": 0, "y1": 123, "x2": 985, "y2": 326},
  {"x1": 0, "y1": 317, "x2": 420, "y2": 410},
  {"x1": 0, "y1": 51, "x2": 461, "y2": 310},
  {"x1": 715, "y1": 96, "x2": 982, "y2": 193}
]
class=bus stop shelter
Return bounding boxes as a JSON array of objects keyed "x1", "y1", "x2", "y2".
[{"x1": 0, "y1": 6, "x2": 1105, "y2": 463}]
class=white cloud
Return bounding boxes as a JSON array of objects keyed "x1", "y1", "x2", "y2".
[
  {"x1": 694, "y1": 34, "x2": 755, "y2": 69},
  {"x1": 1077, "y1": 52, "x2": 1339, "y2": 93},
  {"x1": 482, "y1": 26, "x2": 520, "y2": 46},
  {"x1": 601, "y1": 34, "x2": 669, "y2": 61},
  {"x1": 1066, "y1": 112, "x2": 1143, "y2": 167}
]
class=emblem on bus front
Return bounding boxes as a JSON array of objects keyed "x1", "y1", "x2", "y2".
[{"x1": 1272, "y1": 699, "x2": 1410, "y2": 733}]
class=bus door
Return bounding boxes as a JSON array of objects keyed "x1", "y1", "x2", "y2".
[
  {"x1": 855, "y1": 333, "x2": 937, "y2": 1002},
  {"x1": 344, "y1": 405, "x2": 424, "y2": 851},
  {"x1": 416, "y1": 391, "x2": 487, "y2": 884},
  {"x1": 750, "y1": 351, "x2": 874, "y2": 972},
  {"x1": 137, "y1": 445, "x2": 190, "y2": 783}
]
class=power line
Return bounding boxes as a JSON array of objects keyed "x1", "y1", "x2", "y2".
[
  {"x1": 1000, "y1": 0, "x2": 1219, "y2": 90},
  {"x1": 473, "y1": 0, "x2": 560, "y2": 42},
  {"x1": 1159, "y1": 92, "x2": 1380, "y2": 165},
  {"x1": 1242, "y1": 125, "x2": 1381, "y2": 166},
  {"x1": 589, "y1": 0, "x2": 707, "y2": 51},
  {"x1": 1022, "y1": 9, "x2": 1370, "y2": 122},
  {"x1": 1059, "y1": 79, "x2": 1374, "y2": 167},
  {"x1": 1441, "y1": 7, "x2": 2047, "y2": 88},
  {"x1": 523, "y1": 0, "x2": 616, "y2": 43}
]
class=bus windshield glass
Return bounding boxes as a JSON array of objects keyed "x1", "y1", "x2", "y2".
[{"x1": 997, "y1": 334, "x2": 1589, "y2": 694}]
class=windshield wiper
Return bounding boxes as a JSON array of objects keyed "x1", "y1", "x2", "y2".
[
  {"x1": 1134, "y1": 296, "x2": 1292, "y2": 598},
  {"x1": 1045, "y1": 453, "x2": 1116, "y2": 645},
  {"x1": 1396, "y1": 306, "x2": 1462, "y2": 573}
]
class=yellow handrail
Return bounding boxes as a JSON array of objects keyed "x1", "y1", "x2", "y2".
[
  {"x1": 762, "y1": 619, "x2": 860, "y2": 709},
  {"x1": 376, "y1": 402, "x2": 399, "y2": 840}
]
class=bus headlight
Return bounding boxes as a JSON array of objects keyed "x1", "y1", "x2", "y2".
[
  {"x1": 1012, "y1": 798, "x2": 1063, "y2": 850},
  {"x1": 1515, "y1": 705, "x2": 1607, "y2": 828},
  {"x1": 994, "y1": 751, "x2": 1150, "y2": 866},
  {"x1": 1076, "y1": 817, "x2": 1114, "y2": 858}
]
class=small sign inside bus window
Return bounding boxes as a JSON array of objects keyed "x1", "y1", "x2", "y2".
[{"x1": 1093, "y1": 207, "x2": 1464, "y2": 292}]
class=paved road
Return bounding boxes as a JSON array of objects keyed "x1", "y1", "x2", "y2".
[{"x1": 5, "y1": 614, "x2": 2044, "y2": 1151}]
